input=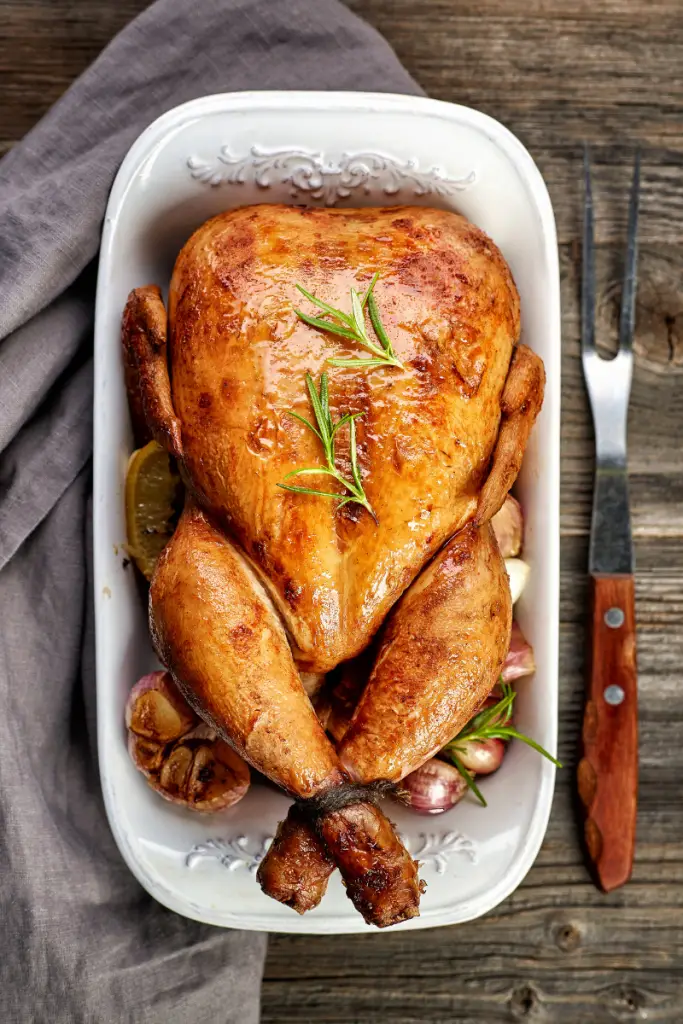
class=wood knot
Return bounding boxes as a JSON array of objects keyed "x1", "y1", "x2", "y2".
[
  {"x1": 509, "y1": 983, "x2": 543, "y2": 1020},
  {"x1": 579, "y1": 243, "x2": 683, "y2": 375},
  {"x1": 609, "y1": 984, "x2": 647, "y2": 1016},
  {"x1": 634, "y1": 303, "x2": 683, "y2": 376},
  {"x1": 554, "y1": 919, "x2": 583, "y2": 953},
  {"x1": 596, "y1": 247, "x2": 683, "y2": 374}
]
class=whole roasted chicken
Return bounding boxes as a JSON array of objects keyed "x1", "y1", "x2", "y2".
[{"x1": 122, "y1": 204, "x2": 544, "y2": 928}]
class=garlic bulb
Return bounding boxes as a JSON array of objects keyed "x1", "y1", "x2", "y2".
[
  {"x1": 126, "y1": 671, "x2": 250, "y2": 812},
  {"x1": 125, "y1": 671, "x2": 196, "y2": 742}
]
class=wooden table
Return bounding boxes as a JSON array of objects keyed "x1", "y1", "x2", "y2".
[{"x1": 3, "y1": 1, "x2": 682, "y2": 1020}]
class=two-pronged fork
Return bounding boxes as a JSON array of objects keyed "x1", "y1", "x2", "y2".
[{"x1": 577, "y1": 149, "x2": 640, "y2": 892}]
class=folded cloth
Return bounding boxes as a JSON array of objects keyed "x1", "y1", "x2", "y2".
[{"x1": 0, "y1": 1, "x2": 421, "y2": 1021}]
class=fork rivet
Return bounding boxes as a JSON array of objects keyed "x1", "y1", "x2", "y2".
[
  {"x1": 604, "y1": 684, "x2": 625, "y2": 706},
  {"x1": 604, "y1": 607, "x2": 625, "y2": 629}
]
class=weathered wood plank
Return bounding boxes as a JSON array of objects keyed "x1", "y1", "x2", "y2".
[
  {"x1": 2, "y1": 3, "x2": 683, "y2": 244},
  {"x1": 3, "y1": 1, "x2": 683, "y2": 1021},
  {"x1": 343, "y1": 0, "x2": 683, "y2": 247}
]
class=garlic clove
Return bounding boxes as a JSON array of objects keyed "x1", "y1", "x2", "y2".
[
  {"x1": 491, "y1": 495, "x2": 524, "y2": 558},
  {"x1": 401, "y1": 758, "x2": 469, "y2": 815},
  {"x1": 505, "y1": 558, "x2": 531, "y2": 604},
  {"x1": 125, "y1": 671, "x2": 197, "y2": 743},
  {"x1": 185, "y1": 739, "x2": 251, "y2": 812},
  {"x1": 128, "y1": 733, "x2": 166, "y2": 775},
  {"x1": 502, "y1": 621, "x2": 536, "y2": 682},
  {"x1": 159, "y1": 743, "x2": 194, "y2": 798},
  {"x1": 456, "y1": 737, "x2": 505, "y2": 775}
]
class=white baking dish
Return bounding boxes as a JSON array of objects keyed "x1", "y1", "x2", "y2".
[{"x1": 93, "y1": 91, "x2": 560, "y2": 934}]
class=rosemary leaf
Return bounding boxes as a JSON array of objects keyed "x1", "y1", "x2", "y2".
[
  {"x1": 294, "y1": 273, "x2": 403, "y2": 370},
  {"x1": 278, "y1": 483, "x2": 346, "y2": 500},
  {"x1": 327, "y1": 357, "x2": 394, "y2": 369},
  {"x1": 466, "y1": 688, "x2": 515, "y2": 735},
  {"x1": 350, "y1": 289, "x2": 368, "y2": 344},
  {"x1": 441, "y1": 680, "x2": 562, "y2": 804},
  {"x1": 278, "y1": 372, "x2": 376, "y2": 522},
  {"x1": 449, "y1": 752, "x2": 487, "y2": 807},
  {"x1": 368, "y1": 292, "x2": 394, "y2": 356},
  {"x1": 295, "y1": 310, "x2": 359, "y2": 341},
  {"x1": 281, "y1": 467, "x2": 339, "y2": 481},
  {"x1": 331, "y1": 411, "x2": 363, "y2": 439},
  {"x1": 306, "y1": 373, "x2": 329, "y2": 449},
  {"x1": 349, "y1": 417, "x2": 363, "y2": 494},
  {"x1": 488, "y1": 727, "x2": 563, "y2": 768},
  {"x1": 360, "y1": 271, "x2": 380, "y2": 309},
  {"x1": 296, "y1": 284, "x2": 354, "y2": 327},
  {"x1": 320, "y1": 372, "x2": 331, "y2": 437},
  {"x1": 285, "y1": 410, "x2": 322, "y2": 441}
]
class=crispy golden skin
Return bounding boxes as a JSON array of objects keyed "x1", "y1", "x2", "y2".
[
  {"x1": 150, "y1": 502, "x2": 340, "y2": 795},
  {"x1": 257, "y1": 521, "x2": 511, "y2": 910},
  {"x1": 339, "y1": 522, "x2": 512, "y2": 780},
  {"x1": 150, "y1": 501, "x2": 421, "y2": 927},
  {"x1": 122, "y1": 203, "x2": 545, "y2": 927},
  {"x1": 165, "y1": 204, "x2": 521, "y2": 672},
  {"x1": 475, "y1": 344, "x2": 546, "y2": 525},
  {"x1": 257, "y1": 805, "x2": 335, "y2": 915}
]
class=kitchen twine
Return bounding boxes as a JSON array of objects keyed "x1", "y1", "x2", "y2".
[{"x1": 295, "y1": 779, "x2": 406, "y2": 820}]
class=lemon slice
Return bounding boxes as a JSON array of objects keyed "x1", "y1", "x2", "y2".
[{"x1": 125, "y1": 440, "x2": 183, "y2": 580}]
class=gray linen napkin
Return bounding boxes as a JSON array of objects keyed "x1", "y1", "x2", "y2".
[{"x1": 0, "y1": 1, "x2": 420, "y2": 1021}]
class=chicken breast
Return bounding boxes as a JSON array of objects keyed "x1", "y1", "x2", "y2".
[{"x1": 166, "y1": 205, "x2": 520, "y2": 671}]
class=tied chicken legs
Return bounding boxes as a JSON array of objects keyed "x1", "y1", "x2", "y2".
[{"x1": 122, "y1": 204, "x2": 544, "y2": 928}]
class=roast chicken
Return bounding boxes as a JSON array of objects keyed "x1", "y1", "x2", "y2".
[{"x1": 122, "y1": 204, "x2": 544, "y2": 928}]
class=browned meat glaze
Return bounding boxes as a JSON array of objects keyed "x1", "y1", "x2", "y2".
[
  {"x1": 257, "y1": 805, "x2": 335, "y2": 916},
  {"x1": 121, "y1": 203, "x2": 544, "y2": 927},
  {"x1": 338, "y1": 521, "x2": 512, "y2": 780},
  {"x1": 257, "y1": 520, "x2": 512, "y2": 911},
  {"x1": 475, "y1": 344, "x2": 546, "y2": 525},
  {"x1": 150, "y1": 501, "x2": 421, "y2": 926}
]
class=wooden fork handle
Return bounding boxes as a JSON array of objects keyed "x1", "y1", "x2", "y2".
[{"x1": 578, "y1": 573, "x2": 638, "y2": 892}]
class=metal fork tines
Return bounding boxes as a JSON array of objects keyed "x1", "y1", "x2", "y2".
[{"x1": 581, "y1": 148, "x2": 640, "y2": 576}]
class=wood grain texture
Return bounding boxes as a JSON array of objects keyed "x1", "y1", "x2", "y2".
[
  {"x1": 2, "y1": 0, "x2": 683, "y2": 1020},
  {"x1": 579, "y1": 574, "x2": 638, "y2": 893}
]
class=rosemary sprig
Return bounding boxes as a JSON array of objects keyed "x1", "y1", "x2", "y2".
[
  {"x1": 277, "y1": 372, "x2": 377, "y2": 522},
  {"x1": 294, "y1": 272, "x2": 403, "y2": 370},
  {"x1": 442, "y1": 682, "x2": 562, "y2": 808}
]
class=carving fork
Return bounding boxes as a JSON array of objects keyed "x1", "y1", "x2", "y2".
[{"x1": 578, "y1": 149, "x2": 640, "y2": 892}]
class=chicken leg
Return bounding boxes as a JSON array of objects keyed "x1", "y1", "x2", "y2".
[
  {"x1": 258, "y1": 520, "x2": 511, "y2": 910},
  {"x1": 150, "y1": 501, "x2": 422, "y2": 927}
]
